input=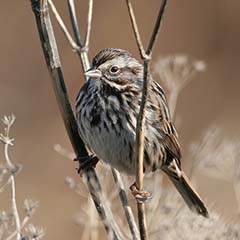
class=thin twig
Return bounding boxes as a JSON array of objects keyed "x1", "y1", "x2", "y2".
[
  {"x1": 134, "y1": 61, "x2": 150, "y2": 240},
  {"x1": 146, "y1": 0, "x2": 168, "y2": 55},
  {"x1": 47, "y1": 0, "x2": 80, "y2": 52},
  {"x1": 67, "y1": 0, "x2": 90, "y2": 75},
  {"x1": 125, "y1": 0, "x2": 148, "y2": 60},
  {"x1": 31, "y1": 1, "x2": 122, "y2": 239},
  {"x1": 67, "y1": 0, "x2": 83, "y2": 47},
  {"x1": 83, "y1": 0, "x2": 93, "y2": 50},
  {"x1": 112, "y1": 169, "x2": 140, "y2": 239},
  {"x1": 126, "y1": 0, "x2": 168, "y2": 239},
  {"x1": 6, "y1": 215, "x2": 30, "y2": 240},
  {"x1": 1, "y1": 116, "x2": 21, "y2": 240}
]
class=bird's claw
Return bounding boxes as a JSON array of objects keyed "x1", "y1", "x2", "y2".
[
  {"x1": 74, "y1": 154, "x2": 99, "y2": 176},
  {"x1": 130, "y1": 183, "x2": 152, "y2": 203}
]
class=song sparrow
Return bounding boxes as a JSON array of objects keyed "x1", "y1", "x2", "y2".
[{"x1": 76, "y1": 48, "x2": 208, "y2": 217}]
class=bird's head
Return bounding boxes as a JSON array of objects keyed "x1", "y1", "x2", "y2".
[{"x1": 85, "y1": 48, "x2": 143, "y2": 88}]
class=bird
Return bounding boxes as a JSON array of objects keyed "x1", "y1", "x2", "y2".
[{"x1": 75, "y1": 48, "x2": 208, "y2": 217}]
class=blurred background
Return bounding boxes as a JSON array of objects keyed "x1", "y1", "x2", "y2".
[{"x1": 0, "y1": 1, "x2": 240, "y2": 239}]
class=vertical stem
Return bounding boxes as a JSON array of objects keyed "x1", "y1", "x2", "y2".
[
  {"x1": 4, "y1": 130, "x2": 21, "y2": 240},
  {"x1": 135, "y1": 60, "x2": 150, "y2": 240},
  {"x1": 126, "y1": 0, "x2": 168, "y2": 238},
  {"x1": 10, "y1": 175, "x2": 21, "y2": 240}
]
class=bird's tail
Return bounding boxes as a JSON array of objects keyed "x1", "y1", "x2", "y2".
[{"x1": 162, "y1": 160, "x2": 209, "y2": 218}]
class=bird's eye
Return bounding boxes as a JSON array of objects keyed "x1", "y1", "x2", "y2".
[{"x1": 109, "y1": 65, "x2": 119, "y2": 74}]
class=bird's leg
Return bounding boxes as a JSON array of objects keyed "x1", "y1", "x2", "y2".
[
  {"x1": 130, "y1": 182, "x2": 152, "y2": 203},
  {"x1": 74, "y1": 154, "x2": 99, "y2": 176}
]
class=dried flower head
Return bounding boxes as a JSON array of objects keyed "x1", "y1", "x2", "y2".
[
  {"x1": 1, "y1": 115, "x2": 16, "y2": 128},
  {"x1": 190, "y1": 127, "x2": 240, "y2": 181},
  {"x1": 25, "y1": 224, "x2": 45, "y2": 240},
  {"x1": 154, "y1": 55, "x2": 206, "y2": 92},
  {"x1": 0, "y1": 211, "x2": 13, "y2": 226},
  {"x1": 24, "y1": 199, "x2": 39, "y2": 217}
]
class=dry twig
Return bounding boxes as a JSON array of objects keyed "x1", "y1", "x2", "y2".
[
  {"x1": 0, "y1": 115, "x2": 21, "y2": 240},
  {"x1": 126, "y1": 0, "x2": 168, "y2": 239}
]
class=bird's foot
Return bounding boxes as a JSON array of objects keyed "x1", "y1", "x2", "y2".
[
  {"x1": 130, "y1": 183, "x2": 152, "y2": 203},
  {"x1": 74, "y1": 154, "x2": 99, "y2": 176}
]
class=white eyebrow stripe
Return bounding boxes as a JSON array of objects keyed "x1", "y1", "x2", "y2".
[{"x1": 99, "y1": 56, "x2": 128, "y2": 69}]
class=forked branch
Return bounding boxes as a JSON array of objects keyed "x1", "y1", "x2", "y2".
[
  {"x1": 31, "y1": 1, "x2": 122, "y2": 239},
  {"x1": 125, "y1": 0, "x2": 168, "y2": 239}
]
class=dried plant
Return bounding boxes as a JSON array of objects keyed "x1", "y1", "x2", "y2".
[
  {"x1": 154, "y1": 55, "x2": 206, "y2": 117},
  {"x1": 189, "y1": 127, "x2": 240, "y2": 181},
  {"x1": 30, "y1": 0, "x2": 239, "y2": 239},
  {"x1": 189, "y1": 127, "x2": 240, "y2": 216},
  {"x1": 0, "y1": 115, "x2": 43, "y2": 240},
  {"x1": 125, "y1": 1, "x2": 168, "y2": 238}
]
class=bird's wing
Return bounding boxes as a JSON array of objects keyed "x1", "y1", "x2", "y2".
[{"x1": 150, "y1": 81, "x2": 182, "y2": 166}]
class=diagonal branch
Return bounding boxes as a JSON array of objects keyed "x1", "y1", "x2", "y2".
[
  {"x1": 125, "y1": 0, "x2": 147, "y2": 60},
  {"x1": 47, "y1": 0, "x2": 79, "y2": 52},
  {"x1": 67, "y1": 0, "x2": 90, "y2": 74},
  {"x1": 126, "y1": 0, "x2": 168, "y2": 239},
  {"x1": 30, "y1": 1, "x2": 122, "y2": 239},
  {"x1": 83, "y1": 0, "x2": 93, "y2": 50},
  {"x1": 67, "y1": 0, "x2": 83, "y2": 48},
  {"x1": 146, "y1": 0, "x2": 168, "y2": 56},
  {"x1": 112, "y1": 169, "x2": 140, "y2": 239}
]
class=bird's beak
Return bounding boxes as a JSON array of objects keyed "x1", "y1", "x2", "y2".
[{"x1": 84, "y1": 67, "x2": 102, "y2": 79}]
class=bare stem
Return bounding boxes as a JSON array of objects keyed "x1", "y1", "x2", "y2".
[
  {"x1": 126, "y1": 0, "x2": 168, "y2": 239},
  {"x1": 1, "y1": 116, "x2": 21, "y2": 240},
  {"x1": 83, "y1": 0, "x2": 93, "y2": 50},
  {"x1": 135, "y1": 61, "x2": 150, "y2": 240},
  {"x1": 67, "y1": 0, "x2": 90, "y2": 76},
  {"x1": 6, "y1": 216, "x2": 30, "y2": 240},
  {"x1": 47, "y1": 0, "x2": 80, "y2": 52},
  {"x1": 146, "y1": 0, "x2": 168, "y2": 55},
  {"x1": 125, "y1": 0, "x2": 148, "y2": 60},
  {"x1": 112, "y1": 169, "x2": 140, "y2": 239}
]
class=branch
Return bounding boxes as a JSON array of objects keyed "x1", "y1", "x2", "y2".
[
  {"x1": 125, "y1": 0, "x2": 147, "y2": 60},
  {"x1": 0, "y1": 115, "x2": 21, "y2": 240},
  {"x1": 6, "y1": 215, "x2": 30, "y2": 240},
  {"x1": 30, "y1": 1, "x2": 122, "y2": 239},
  {"x1": 146, "y1": 0, "x2": 168, "y2": 56},
  {"x1": 67, "y1": 0, "x2": 90, "y2": 74},
  {"x1": 111, "y1": 169, "x2": 140, "y2": 239},
  {"x1": 83, "y1": 0, "x2": 93, "y2": 50},
  {"x1": 126, "y1": 0, "x2": 168, "y2": 239},
  {"x1": 47, "y1": 0, "x2": 80, "y2": 52}
]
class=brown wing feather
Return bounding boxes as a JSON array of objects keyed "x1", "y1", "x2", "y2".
[
  {"x1": 151, "y1": 81, "x2": 181, "y2": 166},
  {"x1": 162, "y1": 119, "x2": 182, "y2": 167}
]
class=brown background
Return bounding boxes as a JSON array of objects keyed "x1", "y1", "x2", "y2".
[{"x1": 0, "y1": 1, "x2": 239, "y2": 239}]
